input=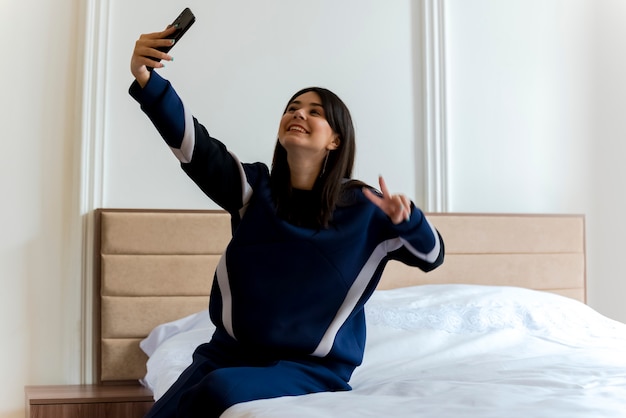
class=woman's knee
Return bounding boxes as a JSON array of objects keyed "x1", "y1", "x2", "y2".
[{"x1": 176, "y1": 368, "x2": 247, "y2": 417}]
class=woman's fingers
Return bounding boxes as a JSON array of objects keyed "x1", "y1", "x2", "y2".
[
  {"x1": 378, "y1": 175, "x2": 391, "y2": 199},
  {"x1": 363, "y1": 176, "x2": 412, "y2": 224},
  {"x1": 131, "y1": 26, "x2": 178, "y2": 85},
  {"x1": 135, "y1": 32, "x2": 176, "y2": 60},
  {"x1": 139, "y1": 25, "x2": 178, "y2": 45},
  {"x1": 379, "y1": 176, "x2": 409, "y2": 222},
  {"x1": 135, "y1": 40, "x2": 174, "y2": 62},
  {"x1": 398, "y1": 194, "x2": 411, "y2": 222}
]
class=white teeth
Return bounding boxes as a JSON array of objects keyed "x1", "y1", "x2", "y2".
[{"x1": 289, "y1": 126, "x2": 307, "y2": 133}]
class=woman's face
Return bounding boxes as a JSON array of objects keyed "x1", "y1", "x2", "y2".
[{"x1": 278, "y1": 91, "x2": 339, "y2": 157}]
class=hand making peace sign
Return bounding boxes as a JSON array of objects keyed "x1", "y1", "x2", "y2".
[{"x1": 362, "y1": 176, "x2": 412, "y2": 225}]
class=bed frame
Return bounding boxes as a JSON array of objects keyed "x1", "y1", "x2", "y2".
[{"x1": 94, "y1": 209, "x2": 586, "y2": 384}]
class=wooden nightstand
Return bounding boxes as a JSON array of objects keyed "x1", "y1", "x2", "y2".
[{"x1": 25, "y1": 384, "x2": 154, "y2": 418}]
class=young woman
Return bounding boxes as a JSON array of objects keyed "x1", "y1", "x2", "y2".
[{"x1": 130, "y1": 25, "x2": 444, "y2": 418}]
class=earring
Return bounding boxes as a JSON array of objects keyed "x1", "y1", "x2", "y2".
[{"x1": 320, "y1": 151, "x2": 330, "y2": 176}]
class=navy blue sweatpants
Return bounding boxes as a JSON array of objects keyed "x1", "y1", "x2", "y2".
[{"x1": 145, "y1": 330, "x2": 351, "y2": 417}]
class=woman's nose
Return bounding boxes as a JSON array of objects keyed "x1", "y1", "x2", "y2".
[{"x1": 293, "y1": 108, "x2": 305, "y2": 119}]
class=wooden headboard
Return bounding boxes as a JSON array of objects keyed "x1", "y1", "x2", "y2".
[{"x1": 94, "y1": 209, "x2": 586, "y2": 384}]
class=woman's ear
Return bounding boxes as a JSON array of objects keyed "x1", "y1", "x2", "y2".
[{"x1": 328, "y1": 135, "x2": 341, "y2": 150}]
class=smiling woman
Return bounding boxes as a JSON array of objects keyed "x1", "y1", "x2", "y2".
[
  {"x1": 278, "y1": 91, "x2": 340, "y2": 184},
  {"x1": 277, "y1": 90, "x2": 341, "y2": 190},
  {"x1": 127, "y1": 18, "x2": 444, "y2": 417}
]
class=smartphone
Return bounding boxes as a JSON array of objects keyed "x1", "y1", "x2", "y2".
[{"x1": 149, "y1": 8, "x2": 196, "y2": 66}]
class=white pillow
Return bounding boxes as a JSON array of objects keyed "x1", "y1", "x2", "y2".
[
  {"x1": 143, "y1": 326, "x2": 215, "y2": 398},
  {"x1": 140, "y1": 309, "x2": 212, "y2": 357},
  {"x1": 365, "y1": 284, "x2": 624, "y2": 344}
]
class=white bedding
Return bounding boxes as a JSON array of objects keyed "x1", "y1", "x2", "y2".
[{"x1": 141, "y1": 285, "x2": 626, "y2": 417}]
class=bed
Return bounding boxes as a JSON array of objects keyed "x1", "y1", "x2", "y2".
[{"x1": 95, "y1": 209, "x2": 626, "y2": 417}]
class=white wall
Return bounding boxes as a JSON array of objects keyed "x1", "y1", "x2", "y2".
[
  {"x1": 587, "y1": 0, "x2": 626, "y2": 326},
  {"x1": 445, "y1": 0, "x2": 592, "y2": 213},
  {"x1": 443, "y1": 0, "x2": 626, "y2": 322},
  {"x1": 1, "y1": 0, "x2": 83, "y2": 417}
]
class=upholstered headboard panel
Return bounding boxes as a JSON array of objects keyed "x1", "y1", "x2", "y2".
[
  {"x1": 94, "y1": 210, "x2": 585, "y2": 384},
  {"x1": 381, "y1": 213, "x2": 586, "y2": 301},
  {"x1": 95, "y1": 209, "x2": 231, "y2": 383}
]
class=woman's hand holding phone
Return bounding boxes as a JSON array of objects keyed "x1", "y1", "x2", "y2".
[
  {"x1": 130, "y1": 26, "x2": 177, "y2": 87},
  {"x1": 130, "y1": 8, "x2": 196, "y2": 88}
]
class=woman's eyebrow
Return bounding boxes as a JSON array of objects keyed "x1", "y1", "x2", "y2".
[{"x1": 290, "y1": 100, "x2": 324, "y2": 108}]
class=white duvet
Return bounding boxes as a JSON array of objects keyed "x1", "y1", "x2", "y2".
[{"x1": 141, "y1": 285, "x2": 626, "y2": 417}]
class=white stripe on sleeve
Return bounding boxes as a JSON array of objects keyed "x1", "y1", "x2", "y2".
[
  {"x1": 170, "y1": 102, "x2": 195, "y2": 163},
  {"x1": 400, "y1": 218, "x2": 442, "y2": 264},
  {"x1": 215, "y1": 254, "x2": 236, "y2": 340}
]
